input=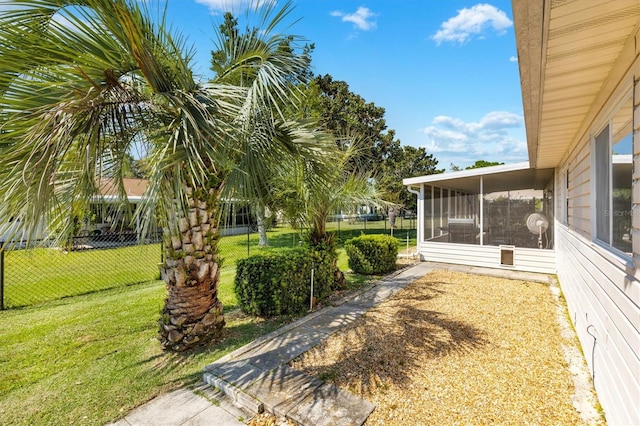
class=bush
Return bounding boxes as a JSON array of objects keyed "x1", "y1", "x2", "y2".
[
  {"x1": 345, "y1": 234, "x2": 398, "y2": 275},
  {"x1": 234, "y1": 247, "x2": 334, "y2": 317}
]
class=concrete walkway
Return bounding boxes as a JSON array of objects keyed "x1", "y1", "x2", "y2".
[
  {"x1": 110, "y1": 262, "x2": 556, "y2": 426},
  {"x1": 109, "y1": 262, "x2": 434, "y2": 426},
  {"x1": 201, "y1": 261, "x2": 435, "y2": 425}
]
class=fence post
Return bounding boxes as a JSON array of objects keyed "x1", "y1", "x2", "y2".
[
  {"x1": 159, "y1": 237, "x2": 164, "y2": 280},
  {"x1": 0, "y1": 247, "x2": 4, "y2": 310}
]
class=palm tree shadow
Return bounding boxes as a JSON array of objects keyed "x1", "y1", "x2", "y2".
[
  {"x1": 292, "y1": 279, "x2": 488, "y2": 396},
  {"x1": 134, "y1": 313, "x2": 292, "y2": 385}
]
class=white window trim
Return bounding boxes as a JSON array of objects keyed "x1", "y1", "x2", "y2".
[{"x1": 590, "y1": 90, "x2": 634, "y2": 260}]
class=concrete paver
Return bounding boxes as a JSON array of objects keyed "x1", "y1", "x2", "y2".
[
  {"x1": 300, "y1": 303, "x2": 366, "y2": 332},
  {"x1": 109, "y1": 388, "x2": 243, "y2": 426},
  {"x1": 205, "y1": 359, "x2": 267, "y2": 390},
  {"x1": 235, "y1": 328, "x2": 329, "y2": 371},
  {"x1": 183, "y1": 404, "x2": 245, "y2": 426},
  {"x1": 288, "y1": 382, "x2": 376, "y2": 426},
  {"x1": 243, "y1": 365, "x2": 325, "y2": 417}
]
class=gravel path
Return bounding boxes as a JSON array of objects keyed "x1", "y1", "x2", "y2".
[{"x1": 290, "y1": 269, "x2": 604, "y2": 425}]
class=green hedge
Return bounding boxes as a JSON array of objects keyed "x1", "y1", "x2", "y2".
[
  {"x1": 345, "y1": 234, "x2": 398, "y2": 275},
  {"x1": 234, "y1": 248, "x2": 334, "y2": 317}
]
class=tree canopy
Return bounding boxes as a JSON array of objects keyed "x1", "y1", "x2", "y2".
[
  {"x1": 466, "y1": 160, "x2": 505, "y2": 169},
  {"x1": 293, "y1": 74, "x2": 400, "y2": 173},
  {"x1": 378, "y1": 145, "x2": 443, "y2": 212}
]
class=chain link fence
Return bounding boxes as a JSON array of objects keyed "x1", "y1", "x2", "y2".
[
  {"x1": 0, "y1": 217, "x2": 417, "y2": 310},
  {"x1": 0, "y1": 227, "x2": 275, "y2": 310},
  {"x1": 326, "y1": 214, "x2": 417, "y2": 244},
  {"x1": 0, "y1": 232, "x2": 163, "y2": 309}
]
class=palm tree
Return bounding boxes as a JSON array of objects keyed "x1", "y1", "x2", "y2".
[
  {"x1": 271, "y1": 139, "x2": 394, "y2": 288},
  {"x1": 0, "y1": 0, "x2": 328, "y2": 351},
  {"x1": 211, "y1": 11, "x2": 318, "y2": 248}
]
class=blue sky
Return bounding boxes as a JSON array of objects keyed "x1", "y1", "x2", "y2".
[
  {"x1": 162, "y1": 0, "x2": 526, "y2": 170},
  {"x1": 2, "y1": 0, "x2": 526, "y2": 170}
]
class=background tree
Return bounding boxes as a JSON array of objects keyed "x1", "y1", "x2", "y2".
[
  {"x1": 0, "y1": 0, "x2": 323, "y2": 351},
  {"x1": 378, "y1": 145, "x2": 443, "y2": 213},
  {"x1": 211, "y1": 11, "x2": 316, "y2": 246},
  {"x1": 466, "y1": 160, "x2": 504, "y2": 169},
  {"x1": 290, "y1": 74, "x2": 445, "y2": 213},
  {"x1": 295, "y1": 74, "x2": 400, "y2": 173},
  {"x1": 270, "y1": 140, "x2": 392, "y2": 288}
]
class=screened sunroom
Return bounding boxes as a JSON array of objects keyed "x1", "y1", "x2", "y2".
[{"x1": 404, "y1": 162, "x2": 556, "y2": 273}]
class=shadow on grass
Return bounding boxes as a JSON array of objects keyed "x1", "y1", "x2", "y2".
[
  {"x1": 138, "y1": 310, "x2": 296, "y2": 386},
  {"x1": 292, "y1": 278, "x2": 488, "y2": 396}
]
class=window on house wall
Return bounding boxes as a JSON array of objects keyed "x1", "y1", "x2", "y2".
[
  {"x1": 594, "y1": 95, "x2": 633, "y2": 255},
  {"x1": 564, "y1": 168, "x2": 569, "y2": 225}
]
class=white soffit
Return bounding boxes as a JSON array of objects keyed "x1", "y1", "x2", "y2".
[{"x1": 514, "y1": 0, "x2": 640, "y2": 169}]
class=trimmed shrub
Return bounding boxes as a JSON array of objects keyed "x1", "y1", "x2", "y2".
[
  {"x1": 234, "y1": 247, "x2": 334, "y2": 317},
  {"x1": 345, "y1": 234, "x2": 398, "y2": 275}
]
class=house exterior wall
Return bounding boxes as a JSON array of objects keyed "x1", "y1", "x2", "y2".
[
  {"x1": 417, "y1": 241, "x2": 556, "y2": 274},
  {"x1": 553, "y1": 58, "x2": 640, "y2": 425}
]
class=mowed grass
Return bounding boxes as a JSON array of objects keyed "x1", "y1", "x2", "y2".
[
  {"x1": 0, "y1": 223, "x2": 414, "y2": 425},
  {"x1": 3, "y1": 220, "x2": 415, "y2": 308},
  {"x1": 4, "y1": 244, "x2": 161, "y2": 308},
  {"x1": 0, "y1": 281, "x2": 291, "y2": 425}
]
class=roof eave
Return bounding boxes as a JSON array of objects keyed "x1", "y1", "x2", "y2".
[
  {"x1": 403, "y1": 161, "x2": 531, "y2": 186},
  {"x1": 512, "y1": 0, "x2": 546, "y2": 169}
]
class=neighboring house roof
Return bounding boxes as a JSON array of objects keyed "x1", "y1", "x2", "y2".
[
  {"x1": 98, "y1": 178, "x2": 148, "y2": 202},
  {"x1": 512, "y1": 0, "x2": 640, "y2": 169}
]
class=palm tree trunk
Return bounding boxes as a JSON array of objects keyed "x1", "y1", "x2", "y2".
[
  {"x1": 310, "y1": 214, "x2": 346, "y2": 290},
  {"x1": 256, "y1": 203, "x2": 268, "y2": 246},
  {"x1": 158, "y1": 188, "x2": 224, "y2": 351}
]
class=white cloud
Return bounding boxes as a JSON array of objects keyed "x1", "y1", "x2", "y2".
[
  {"x1": 509, "y1": 55, "x2": 518, "y2": 62},
  {"x1": 331, "y1": 6, "x2": 377, "y2": 31},
  {"x1": 421, "y1": 111, "x2": 527, "y2": 167},
  {"x1": 432, "y1": 3, "x2": 512, "y2": 45},
  {"x1": 194, "y1": 0, "x2": 275, "y2": 13}
]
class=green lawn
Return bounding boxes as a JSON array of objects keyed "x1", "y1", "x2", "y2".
[
  {"x1": 3, "y1": 244, "x2": 161, "y2": 308},
  {"x1": 0, "y1": 281, "x2": 291, "y2": 425},
  {"x1": 0, "y1": 223, "x2": 416, "y2": 425}
]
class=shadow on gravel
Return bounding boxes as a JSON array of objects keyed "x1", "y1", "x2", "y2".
[{"x1": 291, "y1": 278, "x2": 488, "y2": 396}]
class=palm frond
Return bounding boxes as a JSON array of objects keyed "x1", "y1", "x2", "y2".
[{"x1": 0, "y1": 0, "x2": 223, "y2": 245}]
